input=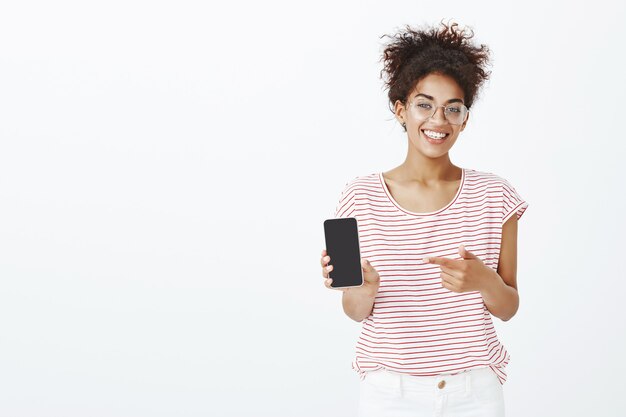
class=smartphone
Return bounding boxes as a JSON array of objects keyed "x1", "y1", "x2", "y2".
[{"x1": 323, "y1": 217, "x2": 364, "y2": 288}]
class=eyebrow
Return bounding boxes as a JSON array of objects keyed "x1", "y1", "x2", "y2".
[{"x1": 414, "y1": 93, "x2": 464, "y2": 104}]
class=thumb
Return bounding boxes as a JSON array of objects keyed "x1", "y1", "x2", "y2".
[
  {"x1": 459, "y1": 244, "x2": 478, "y2": 260},
  {"x1": 361, "y1": 258, "x2": 372, "y2": 270}
]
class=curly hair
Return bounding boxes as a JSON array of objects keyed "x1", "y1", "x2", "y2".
[{"x1": 379, "y1": 19, "x2": 492, "y2": 115}]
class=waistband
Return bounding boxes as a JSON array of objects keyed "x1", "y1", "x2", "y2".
[{"x1": 362, "y1": 366, "x2": 498, "y2": 396}]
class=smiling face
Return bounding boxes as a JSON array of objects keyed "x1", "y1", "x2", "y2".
[{"x1": 394, "y1": 72, "x2": 469, "y2": 158}]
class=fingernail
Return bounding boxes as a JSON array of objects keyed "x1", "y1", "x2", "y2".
[{"x1": 423, "y1": 257, "x2": 429, "y2": 262}]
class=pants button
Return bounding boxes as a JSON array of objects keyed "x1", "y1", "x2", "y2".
[{"x1": 438, "y1": 380, "x2": 446, "y2": 389}]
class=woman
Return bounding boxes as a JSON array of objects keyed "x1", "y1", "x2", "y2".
[{"x1": 320, "y1": 20, "x2": 528, "y2": 417}]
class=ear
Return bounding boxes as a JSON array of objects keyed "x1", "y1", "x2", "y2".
[{"x1": 394, "y1": 99, "x2": 406, "y2": 125}]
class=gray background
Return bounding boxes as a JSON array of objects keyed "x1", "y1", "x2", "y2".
[{"x1": 1, "y1": 0, "x2": 625, "y2": 416}]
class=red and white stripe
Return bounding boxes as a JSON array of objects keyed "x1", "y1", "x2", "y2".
[{"x1": 333, "y1": 168, "x2": 528, "y2": 385}]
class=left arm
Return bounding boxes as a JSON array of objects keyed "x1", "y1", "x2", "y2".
[
  {"x1": 424, "y1": 214, "x2": 522, "y2": 322},
  {"x1": 480, "y1": 215, "x2": 520, "y2": 321}
]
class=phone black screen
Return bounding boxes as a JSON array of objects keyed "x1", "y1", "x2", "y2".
[{"x1": 323, "y1": 217, "x2": 363, "y2": 288}]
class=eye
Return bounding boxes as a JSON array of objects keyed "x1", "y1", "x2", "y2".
[
  {"x1": 417, "y1": 103, "x2": 432, "y2": 109},
  {"x1": 446, "y1": 106, "x2": 462, "y2": 113}
]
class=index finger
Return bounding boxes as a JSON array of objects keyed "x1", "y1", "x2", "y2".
[{"x1": 424, "y1": 256, "x2": 459, "y2": 269}]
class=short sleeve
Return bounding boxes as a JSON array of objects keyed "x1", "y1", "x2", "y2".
[
  {"x1": 502, "y1": 178, "x2": 529, "y2": 225},
  {"x1": 333, "y1": 178, "x2": 357, "y2": 218}
]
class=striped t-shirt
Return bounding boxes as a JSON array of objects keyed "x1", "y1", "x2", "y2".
[{"x1": 333, "y1": 167, "x2": 529, "y2": 385}]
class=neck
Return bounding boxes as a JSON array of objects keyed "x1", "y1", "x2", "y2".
[{"x1": 398, "y1": 152, "x2": 459, "y2": 186}]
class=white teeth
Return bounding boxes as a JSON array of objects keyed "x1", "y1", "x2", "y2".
[{"x1": 423, "y1": 129, "x2": 448, "y2": 139}]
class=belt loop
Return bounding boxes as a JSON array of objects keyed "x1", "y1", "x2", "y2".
[
  {"x1": 397, "y1": 372, "x2": 403, "y2": 398},
  {"x1": 465, "y1": 369, "x2": 472, "y2": 394}
]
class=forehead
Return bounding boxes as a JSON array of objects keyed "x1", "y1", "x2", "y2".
[{"x1": 410, "y1": 73, "x2": 464, "y2": 102}]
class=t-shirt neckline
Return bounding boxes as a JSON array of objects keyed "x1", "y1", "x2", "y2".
[{"x1": 378, "y1": 168, "x2": 466, "y2": 216}]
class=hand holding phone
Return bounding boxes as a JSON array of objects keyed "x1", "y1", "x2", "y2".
[
  {"x1": 320, "y1": 248, "x2": 380, "y2": 297},
  {"x1": 322, "y1": 217, "x2": 380, "y2": 295},
  {"x1": 323, "y1": 217, "x2": 363, "y2": 288}
]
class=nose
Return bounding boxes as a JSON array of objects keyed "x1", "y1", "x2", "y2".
[{"x1": 430, "y1": 106, "x2": 448, "y2": 123}]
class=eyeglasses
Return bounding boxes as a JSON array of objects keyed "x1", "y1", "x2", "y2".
[{"x1": 408, "y1": 98, "x2": 469, "y2": 126}]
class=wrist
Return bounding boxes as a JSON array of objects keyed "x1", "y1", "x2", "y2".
[
  {"x1": 480, "y1": 267, "x2": 503, "y2": 296},
  {"x1": 350, "y1": 283, "x2": 378, "y2": 299},
  {"x1": 364, "y1": 281, "x2": 380, "y2": 298}
]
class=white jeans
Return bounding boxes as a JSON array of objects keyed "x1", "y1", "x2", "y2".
[{"x1": 358, "y1": 366, "x2": 505, "y2": 417}]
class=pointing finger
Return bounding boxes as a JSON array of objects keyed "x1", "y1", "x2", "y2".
[{"x1": 424, "y1": 256, "x2": 456, "y2": 269}]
